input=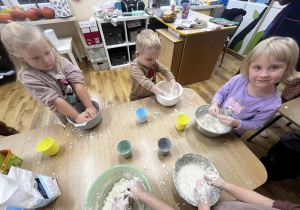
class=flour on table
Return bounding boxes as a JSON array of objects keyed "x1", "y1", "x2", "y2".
[
  {"x1": 102, "y1": 177, "x2": 146, "y2": 210},
  {"x1": 196, "y1": 113, "x2": 230, "y2": 133}
]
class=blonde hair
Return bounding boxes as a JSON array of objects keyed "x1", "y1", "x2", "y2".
[
  {"x1": 135, "y1": 29, "x2": 161, "y2": 53},
  {"x1": 0, "y1": 22, "x2": 63, "y2": 80},
  {"x1": 240, "y1": 36, "x2": 299, "y2": 81}
]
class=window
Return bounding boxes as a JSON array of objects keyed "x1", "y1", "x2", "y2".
[{"x1": 0, "y1": 0, "x2": 50, "y2": 6}]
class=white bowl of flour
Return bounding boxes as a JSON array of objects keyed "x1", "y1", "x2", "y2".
[
  {"x1": 156, "y1": 81, "x2": 183, "y2": 106},
  {"x1": 173, "y1": 153, "x2": 221, "y2": 206}
]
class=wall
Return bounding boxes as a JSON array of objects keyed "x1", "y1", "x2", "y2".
[{"x1": 67, "y1": 0, "x2": 99, "y2": 22}]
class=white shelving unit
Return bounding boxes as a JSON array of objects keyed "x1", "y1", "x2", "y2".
[{"x1": 97, "y1": 15, "x2": 149, "y2": 70}]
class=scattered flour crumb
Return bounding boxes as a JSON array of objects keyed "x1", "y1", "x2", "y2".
[
  {"x1": 52, "y1": 173, "x2": 55, "y2": 175},
  {"x1": 67, "y1": 133, "x2": 69, "y2": 137},
  {"x1": 90, "y1": 132, "x2": 94, "y2": 139},
  {"x1": 80, "y1": 159, "x2": 83, "y2": 161},
  {"x1": 285, "y1": 106, "x2": 288, "y2": 109},
  {"x1": 183, "y1": 203, "x2": 186, "y2": 206},
  {"x1": 162, "y1": 164, "x2": 166, "y2": 169},
  {"x1": 28, "y1": 137, "x2": 31, "y2": 140},
  {"x1": 154, "y1": 148, "x2": 157, "y2": 152},
  {"x1": 160, "y1": 181, "x2": 167, "y2": 186},
  {"x1": 143, "y1": 166, "x2": 147, "y2": 171},
  {"x1": 167, "y1": 172, "x2": 169, "y2": 175},
  {"x1": 37, "y1": 162, "x2": 40, "y2": 165}
]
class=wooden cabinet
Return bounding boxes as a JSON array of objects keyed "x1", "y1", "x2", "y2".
[{"x1": 156, "y1": 29, "x2": 184, "y2": 81}]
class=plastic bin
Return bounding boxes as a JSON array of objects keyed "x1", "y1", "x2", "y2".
[
  {"x1": 127, "y1": 26, "x2": 145, "y2": 42},
  {"x1": 110, "y1": 51, "x2": 128, "y2": 66},
  {"x1": 87, "y1": 47, "x2": 106, "y2": 60},
  {"x1": 102, "y1": 24, "x2": 123, "y2": 45},
  {"x1": 91, "y1": 59, "x2": 109, "y2": 71}
]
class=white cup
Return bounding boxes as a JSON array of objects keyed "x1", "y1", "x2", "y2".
[{"x1": 43, "y1": 29, "x2": 59, "y2": 47}]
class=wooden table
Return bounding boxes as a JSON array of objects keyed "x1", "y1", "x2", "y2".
[
  {"x1": 0, "y1": 89, "x2": 267, "y2": 209},
  {"x1": 247, "y1": 97, "x2": 300, "y2": 141},
  {"x1": 149, "y1": 10, "x2": 236, "y2": 85},
  {"x1": 0, "y1": 125, "x2": 64, "y2": 210}
]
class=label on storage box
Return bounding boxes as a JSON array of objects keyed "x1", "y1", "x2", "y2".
[{"x1": 79, "y1": 20, "x2": 97, "y2": 29}]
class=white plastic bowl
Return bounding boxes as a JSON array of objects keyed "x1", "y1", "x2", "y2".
[{"x1": 156, "y1": 81, "x2": 183, "y2": 106}]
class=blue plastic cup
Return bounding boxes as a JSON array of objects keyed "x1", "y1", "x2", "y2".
[{"x1": 136, "y1": 108, "x2": 147, "y2": 123}]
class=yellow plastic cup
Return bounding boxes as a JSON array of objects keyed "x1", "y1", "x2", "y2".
[
  {"x1": 36, "y1": 137, "x2": 60, "y2": 156},
  {"x1": 176, "y1": 114, "x2": 190, "y2": 130}
]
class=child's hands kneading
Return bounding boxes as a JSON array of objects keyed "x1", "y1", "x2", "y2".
[
  {"x1": 195, "y1": 176, "x2": 210, "y2": 205},
  {"x1": 75, "y1": 113, "x2": 90, "y2": 124},
  {"x1": 209, "y1": 102, "x2": 219, "y2": 117},
  {"x1": 85, "y1": 106, "x2": 98, "y2": 118},
  {"x1": 218, "y1": 115, "x2": 239, "y2": 127},
  {"x1": 128, "y1": 180, "x2": 146, "y2": 199},
  {"x1": 204, "y1": 171, "x2": 225, "y2": 188}
]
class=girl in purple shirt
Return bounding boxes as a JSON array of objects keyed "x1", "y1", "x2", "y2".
[
  {"x1": 209, "y1": 37, "x2": 299, "y2": 136},
  {"x1": 1, "y1": 22, "x2": 98, "y2": 124}
]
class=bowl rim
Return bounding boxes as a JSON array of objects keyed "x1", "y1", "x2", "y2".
[
  {"x1": 195, "y1": 104, "x2": 232, "y2": 134},
  {"x1": 66, "y1": 100, "x2": 100, "y2": 124},
  {"x1": 84, "y1": 165, "x2": 151, "y2": 209},
  {"x1": 155, "y1": 81, "x2": 183, "y2": 101},
  {"x1": 172, "y1": 153, "x2": 221, "y2": 206}
]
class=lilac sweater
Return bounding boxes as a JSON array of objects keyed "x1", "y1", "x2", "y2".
[
  {"x1": 212, "y1": 75, "x2": 281, "y2": 135},
  {"x1": 20, "y1": 58, "x2": 83, "y2": 112}
]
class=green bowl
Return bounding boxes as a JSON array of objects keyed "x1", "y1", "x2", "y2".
[{"x1": 84, "y1": 165, "x2": 151, "y2": 210}]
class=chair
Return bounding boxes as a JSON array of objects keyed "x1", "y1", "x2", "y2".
[
  {"x1": 214, "y1": 10, "x2": 243, "y2": 67},
  {"x1": 56, "y1": 37, "x2": 82, "y2": 67}
]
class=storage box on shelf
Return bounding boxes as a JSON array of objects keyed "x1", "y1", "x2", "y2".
[
  {"x1": 85, "y1": 44, "x2": 106, "y2": 60},
  {"x1": 109, "y1": 48, "x2": 128, "y2": 66},
  {"x1": 79, "y1": 20, "x2": 102, "y2": 46},
  {"x1": 102, "y1": 23, "x2": 124, "y2": 45},
  {"x1": 97, "y1": 15, "x2": 149, "y2": 70},
  {"x1": 127, "y1": 26, "x2": 145, "y2": 42},
  {"x1": 126, "y1": 20, "x2": 145, "y2": 42},
  {"x1": 91, "y1": 58, "x2": 110, "y2": 71}
]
